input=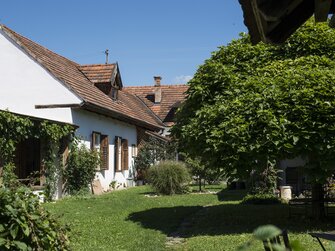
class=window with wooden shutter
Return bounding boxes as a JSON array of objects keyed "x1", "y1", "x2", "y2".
[
  {"x1": 100, "y1": 135, "x2": 109, "y2": 170},
  {"x1": 91, "y1": 132, "x2": 109, "y2": 170},
  {"x1": 121, "y1": 139, "x2": 129, "y2": 170},
  {"x1": 115, "y1": 136, "x2": 122, "y2": 171}
]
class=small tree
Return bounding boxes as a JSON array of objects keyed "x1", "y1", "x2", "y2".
[
  {"x1": 185, "y1": 156, "x2": 223, "y2": 191},
  {"x1": 172, "y1": 19, "x2": 335, "y2": 218},
  {"x1": 63, "y1": 143, "x2": 100, "y2": 195},
  {"x1": 134, "y1": 137, "x2": 176, "y2": 180}
]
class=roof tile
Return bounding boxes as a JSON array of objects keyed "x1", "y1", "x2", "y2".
[
  {"x1": 124, "y1": 85, "x2": 189, "y2": 124},
  {"x1": 1, "y1": 25, "x2": 163, "y2": 130}
]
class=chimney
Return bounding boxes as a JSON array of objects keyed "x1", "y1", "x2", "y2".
[
  {"x1": 153, "y1": 76, "x2": 162, "y2": 104},
  {"x1": 154, "y1": 76, "x2": 162, "y2": 87}
]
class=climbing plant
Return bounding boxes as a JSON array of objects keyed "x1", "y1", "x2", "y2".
[
  {"x1": 0, "y1": 111, "x2": 33, "y2": 164},
  {"x1": 0, "y1": 110, "x2": 75, "y2": 200},
  {"x1": 39, "y1": 121, "x2": 74, "y2": 200}
]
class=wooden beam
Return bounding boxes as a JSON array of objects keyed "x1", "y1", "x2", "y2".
[{"x1": 35, "y1": 103, "x2": 82, "y2": 109}]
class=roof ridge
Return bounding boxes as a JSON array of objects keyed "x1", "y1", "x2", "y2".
[
  {"x1": 79, "y1": 63, "x2": 116, "y2": 67},
  {"x1": 0, "y1": 25, "x2": 163, "y2": 130},
  {"x1": 1, "y1": 25, "x2": 80, "y2": 66},
  {"x1": 131, "y1": 93, "x2": 164, "y2": 125},
  {"x1": 125, "y1": 84, "x2": 188, "y2": 88}
]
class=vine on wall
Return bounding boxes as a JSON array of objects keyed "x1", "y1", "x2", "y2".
[{"x1": 0, "y1": 110, "x2": 75, "y2": 200}]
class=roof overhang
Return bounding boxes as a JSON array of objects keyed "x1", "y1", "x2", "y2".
[
  {"x1": 35, "y1": 103, "x2": 82, "y2": 109},
  {"x1": 239, "y1": 0, "x2": 335, "y2": 44},
  {"x1": 145, "y1": 130, "x2": 170, "y2": 142},
  {"x1": 82, "y1": 102, "x2": 164, "y2": 131},
  {"x1": 0, "y1": 109, "x2": 79, "y2": 128}
]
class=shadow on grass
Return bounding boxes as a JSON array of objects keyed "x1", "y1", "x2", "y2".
[
  {"x1": 127, "y1": 203, "x2": 335, "y2": 238},
  {"x1": 127, "y1": 206, "x2": 202, "y2": 234},
  {"x1": 216, "y1": 188, "x2": 248, "y2": 202}
]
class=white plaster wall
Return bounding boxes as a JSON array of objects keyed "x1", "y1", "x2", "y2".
[
  {"x1": 71, "y1": 109, "x2": 137, "y2": 190},
  {"x1": 0, "y1": 29, "x2": 81, "y2": 124}
]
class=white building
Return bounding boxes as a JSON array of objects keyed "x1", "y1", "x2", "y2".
[{"x1": 0, "y1": 25, "x2": 164, "y2": 196}]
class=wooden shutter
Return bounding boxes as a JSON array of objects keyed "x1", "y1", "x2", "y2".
[
  {"x1": 115, "y1": 136, "x2": 121, "y2": 171},
  {"x1": 121, "y1": 139, "x2": 129, "y2": 171},
  {"x1": 92, "y1": 132, "x2": 97, "y2": 150},
  {"x1": 100, "y1": 135, "x2": 109, "y2": 170}
]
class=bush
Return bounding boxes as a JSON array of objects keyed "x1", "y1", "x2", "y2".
[
  {"x1": 147, "y1": 161, "x2": 191, "y2": 195},
  {"x1": 0, "y1": 163, "x2": 20, "y2": 188},
  {"x1": 241, "y1": 193, "x2": 282, "y2": 205},
  {"x1": 134, "y1": 138, "x2": 177, "y2": 180},
  {"x1": 63, "y1": 143, "x2": 100, "y2": 195},
  {"x1": 0, "y1": 186, "x2": 70, "y2": 250}
]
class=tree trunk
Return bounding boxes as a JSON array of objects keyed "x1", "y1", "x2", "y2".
[
  {"x1": 312, "y1": 183, "x2": 325, "y2": 220},
  {"x1": 198, "y1": 176, "x2": 202, "y2": 192}
]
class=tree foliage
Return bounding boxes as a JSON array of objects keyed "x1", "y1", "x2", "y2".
[
  {"x1": 185, "y1": 157, "x2": 223, "y2": 191},
  {"x1": 172, "y1": 20, "x2": 335, "y2": 189}
]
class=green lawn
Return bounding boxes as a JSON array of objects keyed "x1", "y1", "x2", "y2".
[{"x1": 45, "y1": 185, "x2": 335, "y2": 250}]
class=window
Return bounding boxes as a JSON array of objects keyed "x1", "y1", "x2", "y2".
[
  {"x1": 14, "y1": 138, "x2": 42, "y2": 186},
  {"x1": 92, "y1": 132, "x2": 109, "y2": 170},
  {"x1": 115, "y1": 136, "x2": 122, "y2": 171},
  {"x1": 93, "y1": 132, "x2": 101, "y2": 150},
  {"x1": 286, "y1": 167, "x2": 298, "y2": 184},
  {"x1": 110, "y1": 88, "x2": 118, "y2": 100},
  {"x1": 131, "y1": 144, "x2": 137, "y2": 157},
  {"x1": 115, "y1": 136, "x2": 129, "y2": 171}
]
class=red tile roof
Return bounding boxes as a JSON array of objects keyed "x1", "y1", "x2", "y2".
[
  {"x1": 1, "y1": 25, "x2": 163, "y2": 130},
  {"x1": 79, "y1": 64, "x2": 116, "y2": 84},
  {"x1": 124, "y1": 84, "x2": 189, "y2": 125}
]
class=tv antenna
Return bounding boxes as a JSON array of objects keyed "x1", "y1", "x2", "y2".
[{"x1": 104, "y1": 49, "x2": 109, "y2": 64}]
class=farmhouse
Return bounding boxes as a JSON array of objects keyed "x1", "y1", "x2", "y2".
[
  {"x1": 125, "y1": 76, "x2": 189, "y2": 136},
  {"x1": 0, "y1": 25, "x2": 166, "y2": 197}
]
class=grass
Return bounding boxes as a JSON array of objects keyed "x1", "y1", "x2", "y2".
[{"x1": 45, "y1": 185, "x2": 335, "y2": 250}]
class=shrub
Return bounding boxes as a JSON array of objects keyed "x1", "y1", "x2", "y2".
[
  {"x1": 134, "y1": 138, "x2": 177, "y2": 180},
  {"x1": 63, "y1": 143, "x2": 100, "y2": 195},
  {"x1": 241, "y1": 193, "x2": 282, "y2": 205},
  {"x1": 147, "y1": 161, "x2": 191, "y2": 195},
  {"x1": 0, "y1": 186, "x2": 70, "y2": 250}
]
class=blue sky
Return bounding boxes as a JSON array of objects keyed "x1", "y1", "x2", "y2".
[{"x1": 1, "y1": 1, "x2": 246, "y2": 86}]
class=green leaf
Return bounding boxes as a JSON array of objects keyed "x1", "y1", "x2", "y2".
[
  {"x1": 253, "y1": 225, "x2": 282, "y2": 241},
  {"x1": 10, "y1": 225, "x2": 18, "y2": 239},
  {"x1": 0, "y1": 237, "x2": 6, "y2": 246},
  {"x1": 293, "y1": 136, "x2": 299, "y2": 144},
  {"x1": 12, "y1": 241, "x2": 28, "y2": 251},
  {"x1": 22, "y1": 223, "x2": 30, "y2": 236}
]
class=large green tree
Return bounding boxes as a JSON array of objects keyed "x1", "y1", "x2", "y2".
[{"x1": 172, "y1": 20, "x2": 335, "y2": 218}]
